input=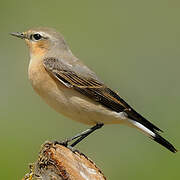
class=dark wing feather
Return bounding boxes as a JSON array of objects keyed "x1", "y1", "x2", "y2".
[{"x1": 43, "y1": 57, "x2": 162, "y2": 133}]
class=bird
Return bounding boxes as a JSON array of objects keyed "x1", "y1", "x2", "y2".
[{"x1": 11, "y1": 27, "x2": 177, "y2": 153}]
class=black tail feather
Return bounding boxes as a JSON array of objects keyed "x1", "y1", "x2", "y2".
[
  {"x1": 152, "y1": 133, "x2": 177, "y2": 153},
  {"x1": 127, "y1": 109, "x2": 163, "y2": 133}
]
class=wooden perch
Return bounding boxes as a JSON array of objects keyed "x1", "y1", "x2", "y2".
[{"x1": 22, "y1": 142, "x2": 106, "y2": 180}]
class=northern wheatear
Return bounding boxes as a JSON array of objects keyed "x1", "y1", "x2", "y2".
[{"x1": 11, "y1": 27, "x2": 177, "y2": 153}]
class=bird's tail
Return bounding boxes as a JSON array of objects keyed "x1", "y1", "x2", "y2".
[{"x1": 128, "y1": 119, "x2": 177, "y2": 153}]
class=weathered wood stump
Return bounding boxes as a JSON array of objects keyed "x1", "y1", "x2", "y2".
[{"x1": 22, "y1": 142, "x2": 106, "y2": 180}]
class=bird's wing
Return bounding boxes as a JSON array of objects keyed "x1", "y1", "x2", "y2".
[{"x1": 43, "y1": 57, "x2": 162, "y2": 133}]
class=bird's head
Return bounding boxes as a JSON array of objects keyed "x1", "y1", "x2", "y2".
[{"x1": 10, "y1": 27, "x2": 68, "y2": 58}]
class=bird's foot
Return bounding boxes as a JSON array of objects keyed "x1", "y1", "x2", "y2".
[
  {"x1": 53, "y1": 123, "x2": 104, "y2": 149},
  {"x1": 53, "y1": 140, "x2": 78, "y2": 152}
]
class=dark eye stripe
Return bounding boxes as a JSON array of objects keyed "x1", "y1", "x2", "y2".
[{"x1": 30, "y1": 34, "x2": 33, "y2": 40}]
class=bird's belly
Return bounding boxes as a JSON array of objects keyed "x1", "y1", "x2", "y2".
[
  {"x1": 28, "y1": 62, "x2": 125, "y2": 125},
  {"x1": 37, "y1": 85, "x2": 126, "y2": 125}
]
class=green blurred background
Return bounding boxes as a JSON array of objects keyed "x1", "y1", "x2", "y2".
[{"x1": 0, "y1": 0, "x2": 180, "y2": 179}]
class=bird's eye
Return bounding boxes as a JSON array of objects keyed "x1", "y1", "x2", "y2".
[{"x1": 32, "y1": 33, "x2": 42, "y2": 40}]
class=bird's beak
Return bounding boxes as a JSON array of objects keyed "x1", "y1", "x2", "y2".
[{"x1": 10, "y1": 32, "x2": 27, "y2": 39}]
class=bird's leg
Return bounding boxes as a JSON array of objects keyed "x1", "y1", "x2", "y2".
[
  {"x1": 70, "y1": 123, "x2": 104, "y2": 147},
  {"x1": 54, "y1": 123, "x2": 104, "y2": 148}
]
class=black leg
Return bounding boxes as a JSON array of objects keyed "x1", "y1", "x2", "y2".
[
  {"x1": 54, "y1": 123, "x2": 104, "y2": 148},
  {"x1": 70, "y1": 123, "x2": 104, "y2": 147}
]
